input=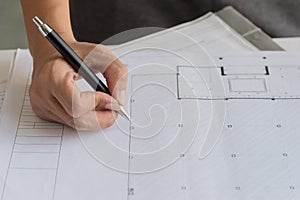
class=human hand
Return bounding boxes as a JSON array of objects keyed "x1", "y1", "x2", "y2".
[{"x1": 29, "y1": 41, "x2": 128, "y2": 130}]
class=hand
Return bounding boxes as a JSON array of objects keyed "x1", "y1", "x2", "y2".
[{"x1": 29, "y1": 41, "x2": 128, "y2": 130}]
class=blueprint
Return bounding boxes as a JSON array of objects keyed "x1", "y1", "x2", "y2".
[{"x1": 1, "y1": 49, "x2": 300, "y2": 200}]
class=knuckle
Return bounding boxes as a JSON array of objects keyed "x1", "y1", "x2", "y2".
[{"x1": 63, "y1": 72, "x2": 75, "y2": 88}]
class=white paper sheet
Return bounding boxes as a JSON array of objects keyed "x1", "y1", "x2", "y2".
[
  {"x1": 110, "y1": 12, "x2": 257, "y2": 56},
  {"x1": 122, "y1": 51, "x2": 300, "y2": 200},
  {"x1": 0, "y1": 50, "x2": 128, "y2": 200},
  {"x1": 2, "y1": 49, "x2": 300, "y2": 200}
]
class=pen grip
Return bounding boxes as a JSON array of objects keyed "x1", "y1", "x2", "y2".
[{"x1": 46, "y1": 31, "x2": 111, "y2": 95}]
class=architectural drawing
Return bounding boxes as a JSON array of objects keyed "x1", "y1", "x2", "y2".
[{"x1": 1, "y1": 50, "x2": 300, "y2": 200}]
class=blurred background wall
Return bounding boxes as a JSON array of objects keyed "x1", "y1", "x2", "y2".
[
  {"x1": 0, "y1": 0, "x2": 299, "y2": 49},
  {"x1": 0, "y1": 0, "x2": 27, "y2": 49}
]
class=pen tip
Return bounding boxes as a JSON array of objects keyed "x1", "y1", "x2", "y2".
[{"x1": 119, "y1": 106, "x2": 131, "y2": 122}]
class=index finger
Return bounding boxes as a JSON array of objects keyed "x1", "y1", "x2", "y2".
[
  {"x1": 84, "y1": 45, "x2": 129, "y2": 105},
  {"x1": 103, "y1": 59, "x2": 128, "y2": 105}
]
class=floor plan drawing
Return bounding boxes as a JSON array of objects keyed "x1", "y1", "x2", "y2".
[{"x1": 1, "y1": 49, "x2": 300, "y2": 200}]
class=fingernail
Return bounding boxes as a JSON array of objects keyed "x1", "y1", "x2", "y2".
[
  {"x1": 116, "y1": 89, "x2": 126, "y2": 105},
  {"x1": 104, "y1": 101, "x2": 120, "y2": 111}
]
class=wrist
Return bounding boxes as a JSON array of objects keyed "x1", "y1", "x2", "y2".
[{"x1": 31, "y1": 32, "x2": 76, "y2": 66}]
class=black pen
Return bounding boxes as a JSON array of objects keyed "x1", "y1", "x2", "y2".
[{"x1": 32, "y1": 16, "x2": 130, "y2": 121}]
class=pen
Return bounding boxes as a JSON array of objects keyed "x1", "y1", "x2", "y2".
[{"x1": 32, "y1": 16, "x2": 131, "y2": 121}]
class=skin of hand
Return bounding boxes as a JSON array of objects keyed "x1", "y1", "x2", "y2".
[
  {"x1": 21, "y1": 0, "x2": 128, "y2": 130},
  {"x1": 30, "y1": 42, "x2": 128, "y2": 130}
]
